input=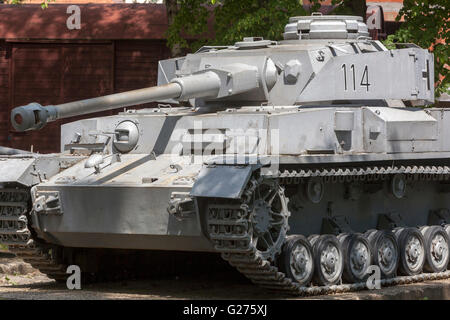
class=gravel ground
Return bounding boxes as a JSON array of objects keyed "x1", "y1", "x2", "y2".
[{"x1": 0, "y1": 254, "x2": 449, "y2": 300}]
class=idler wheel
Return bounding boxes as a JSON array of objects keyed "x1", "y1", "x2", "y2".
[
  {"x1": 420, "y1": 225, "x2": 450, "y2": 273},
  {"x1": 365, "y1": 229, "x2": 399, "y2": 278},
  {"x1": 338, "y1": 233, "x2": 371, "y2": 283},
  {"x1": 309, "y1": 234, "x2": 343, "y2": 285},
  {"x1": 278, "y1": 235, "x2": 314, "y2": 286},
  {"x1": 394, "y1": 227, "x2": 425, "y2": 276}
]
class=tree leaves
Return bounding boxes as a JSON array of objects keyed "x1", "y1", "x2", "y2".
[
  {"x1": 166, "y1": 0, "x2": 307, "y2": 53},
  {"x1": 384, "y1": 0, "x2": 449, "y2": 97},
  {"x1": 7, "y1": 0, "x2": 55, "y2": 9}
]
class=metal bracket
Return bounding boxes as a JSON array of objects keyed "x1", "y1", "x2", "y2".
[
  {"x1": 167, "y1": 192, "x2": 195, "y2": 220},
  {"x1": 321, "y1": 215, "x2": 353, "y2": 235},
  {"x1": 33, "y1": 191, "x2": 63, "y2": 215},
  {"x1": 377, "y1": 212, "x2": 405, "y2": 230},
  {"x1": 428, "y1": 208, "x2": 450, "y2": 226}
]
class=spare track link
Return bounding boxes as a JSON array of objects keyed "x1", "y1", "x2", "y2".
[
  {"x1": 0, "y1": 188, "x2": 68, "y2": 281},
  {"x1": 206, "y1": 165, "x2": 450, "y2": 296}
]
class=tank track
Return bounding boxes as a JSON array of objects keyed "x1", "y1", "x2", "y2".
[
  {"x1": 8, "y1": 244, "x2": 68, "y2": 281},
  {"x1": 0, "y1": 188, "x2": 68, "y2": 280},
  {"x1": 206, "y1": 164, "x2": 450, "y2": 296}
]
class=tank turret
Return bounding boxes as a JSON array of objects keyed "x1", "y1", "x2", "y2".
[{"x1": 11, "y1": 13, "x2": 433, "y2": 132}]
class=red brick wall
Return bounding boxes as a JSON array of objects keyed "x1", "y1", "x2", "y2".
[
  {"x1": 0, "y1": 42, "x2": 10, "y2": 148},
  {"x1": 114, "y1": 40, "x2": 169, "y2": 107},
  {"x1": 1, "y1": 40, "x2": 169, "y2": 153},
  {"x1": 8, "y1": 42, "x2": 114, "y2": 153}
]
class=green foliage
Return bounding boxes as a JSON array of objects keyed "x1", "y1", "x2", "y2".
[
  {"x1": 213, "y1": 0, "x2": 307, "y2": 45},
  {"x1": 383, "y1": 0, "x2": 449, "y2": 97},
  {"x1": 166, "y1": 0, "x2": 307, "y2": 53},
  {"x1": 167, "y1": 0, "x2": 367, "y2": 53},
  {"x1": 6, "y1": 0, "x2": 55, "y2": 9},
  {"x1": 166, "y1": 0, "x2": 210, "y2": 53},
  {"x1": 40, "y1": 0, "x2": 56, "y2": 9}
]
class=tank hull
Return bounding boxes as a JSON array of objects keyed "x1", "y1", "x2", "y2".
[
  {"x1": 7, "y1": 106, "x2": 449, "y2": 253},
  {"x1": 28, "y1": 158, "x2": 450, "y2": 251}
]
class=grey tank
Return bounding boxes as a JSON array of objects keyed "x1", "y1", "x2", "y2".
[{"x1": 2, "y1": 14, "x2": 450, "y2": 294}]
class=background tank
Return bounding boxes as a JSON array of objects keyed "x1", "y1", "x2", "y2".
[{"x1": 1, "y1": 14, "x2": 449, "y2": 295}]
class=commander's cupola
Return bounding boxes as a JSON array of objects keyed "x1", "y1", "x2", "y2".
[{"x1": 283, "y1": 13, "x2": 370, "y2": 40}]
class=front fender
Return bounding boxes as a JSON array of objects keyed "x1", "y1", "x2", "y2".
[
  {"x1": 190, "y1": 165, "x2": 254, "y2": 199},
  {"x1": 0, "y1": 155, "x2": 84, "y2": 187}
]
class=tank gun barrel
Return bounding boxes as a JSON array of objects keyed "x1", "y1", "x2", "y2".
[{"x1": 11, "y1": 70, "x2": 227, "y2": 132}]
